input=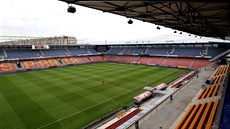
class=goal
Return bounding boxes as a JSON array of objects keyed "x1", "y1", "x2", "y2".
[{"x1": 131, "y1": 62, "x2": 141, "y2": 66}]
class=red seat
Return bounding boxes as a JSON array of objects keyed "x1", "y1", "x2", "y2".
[{"x1": 105, "y1": 108, "x2": 142, "y2": 129}]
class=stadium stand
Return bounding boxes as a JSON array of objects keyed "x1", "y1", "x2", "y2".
[
  {"x1": 69, "y1": 57, "x2": 79, "y2": 64},
  {"x1": 87, "y1": 47, "x2": 98, "y2": 54},
  {"x1": 0, "y1": 46, "x2": 226, "y2": 73},
  {"x1": 37, "y1": 60, "x2": 53, "y2": 68},
  {"x1": 191, "y1": 59, "x2": 211, "y2": 69},
  {"x1": 148, "y1": 57, "x2": 166, "y2": 65},
  {"x1": 145, "y1": 47, "x2": 169, "y2": 55},
  {"x1": 107, "y1": 47, "x2": 125, "y2": 55},
  {"x1": 5, "y1": 50, "x2": 39, "y2": 59},
  {"x1": 137, "y1": 57, "x2": 151, "y2": 65},
  {"x1": 68, "y1": 47, "x2": 90, "y2": 55},
  {"x1": 89, "y1": 55, "x2": 104, "y2": 62},
  {"x1": 0, "y1": 62, "x2": 17, "y2": 72},
  {"x1": 175, "y1": 65, "x2": 229, "y2": 129},
  {"x1": 175, "y1": 58, "x2": 193, "y2": 68},
  {"x1": 0, "y1": 50, "x2": 5, "y2": 58},
  {"x1": 105, "y1": 108, "x2": 142, "y2": 129},
  {"x1": 116, "y1": 56, "x2": 139, "y2": 63},
  {"x1": 207, "y1": 48, "x2": 227, "y2": 57},
  {"x1": 61, "y1": 57, "x2": 78, "y2": 65},
  {"x1": 21, "y1": 61, "x2": 39, "y2": 70},
  {"x1": 76, "y1": 56, "x2": 90, "y2": 63},
  {"x1": 175, "y1": 100, "x2": 220, "y2": 129},
  {"x1": 170, "y1": 70, "x2": 199, "y2": 88},
  {"x1": 173, "y1": 47, "x2": 203, "y2": 57},
  {"x1": 133, "y1": 47, "x2": 147, "y2": 54},
  {"x1": 46, "y1": 59, "x2": 60, "y2": 67},
  {"x1": 104, "y1": 56, "x2": 120, "y2": 62},
  {"x1": 42, "y1": 49, "x2": 68, "y2": 57},
  {"x1": 122, "y1": 47, "x2": 135, "y2": 55},
  {"x1": 196, "y1": 85, "x2": 220, "y2": 100},
  {"x1": 0, "y1": 56, "x2": 215, "y2": 73}
]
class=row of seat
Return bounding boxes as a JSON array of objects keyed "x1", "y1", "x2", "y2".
[
  {"x1": 107, "y1": 47, "x2": 225, "y2": 57},
  {"x1": 213, "y1": 75, "x2": 223, "y2": 85},
  {"x1": 89, "y1": 56, "x2": 103, "y2": 62},
  {"x1": 0, "y1": 62, "x2": 17, "y2": 72},
  {"x1": 1, "y1": 47, "x2": 98, "y2": 59},
  {"x1": 104, "y1": 56, "x2": 213, "y2": 69},
  {"x1": 197, "y1": 85, "x2": 220, "y2": 99},
  {"x1": 0, "y1": 56, "x2": 214, "y2": 73},
  {"x1": 196, "y1": 66, "x2": 227, "y2": 100},
  {"x1": 0, "y1": 56, "x2": 100, "y2": 73},
  {"x1": 104, "y1": 56, "x2": 139, "y2": 63},
  {"x1": 176, "y1": 65, "x2": 229, "y2": 129},
  {"x1": 214, "y1": 65, "x2": 229, "y2": 76},
  {"x1": 171, "y1": 71, "x2": 199, "y2": 88},
  {"x1": 105, "y1": 108, "x2": 142, "y2": 129},
  {"x1": 176, "y1": 100, "x2": 219, "y2": 129}
]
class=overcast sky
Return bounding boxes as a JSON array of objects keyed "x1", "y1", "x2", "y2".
[{"x1": 0, "y1": 0, "x2": 226, "y2": 44}]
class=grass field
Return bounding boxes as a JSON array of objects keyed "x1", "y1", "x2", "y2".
[{"x1": 0, "y1": 62, "x2": 189, "y2": 129}]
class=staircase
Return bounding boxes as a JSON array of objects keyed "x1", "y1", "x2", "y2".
[
  {"x1": 144, "y1": 47, "x2": 149, "y2": 54},
  {"x1": 3, "y1": 50, "x2": 7, "y2": 58},
  {"x1": 87, "y1": 57, "x2": 92, "y2": 62},
  {"x1": 121, "y1": 48, "x2": 126, "y2": 54},
  {"x1": 106, "y1": 48, "x2": 112, "y2": 54},
  {"x1": 66, "y1": 48, "x2": 71, "y2": 55},
  {"x1": 87, "y1": 48, "x2": 91, "y2": 54},
  {"x1": 39, "y1": 50, "x2": 44, "y2": 57},
  {"x1": 170, "y1": 47, "x2": 175, "y2": 54},
  {"x1": 189, "y1": 59, "x2": 195, "y2": 68}
]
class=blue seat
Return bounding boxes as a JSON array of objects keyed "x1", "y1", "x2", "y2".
[
  {"x1": 42, "y1": 49, "x2": 67, "y2": 57},
  {"x1": 6, "y1": 50, "x2": 39, "y2": 59}
]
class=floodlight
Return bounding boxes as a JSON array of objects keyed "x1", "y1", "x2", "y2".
[
  {"x1": 157, "y1": 26, "x2": 160, "y2": 30},
  {"x1": 128, "y1": 19, "x2": 133, "y2": 24},
  {"x1": 67, "y1": 6, "x2": 76, "y2": 13}
]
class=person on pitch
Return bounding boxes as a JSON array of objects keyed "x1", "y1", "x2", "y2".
[{"x1": 102, "y1": 80, "x2": 105, "y2": 85}]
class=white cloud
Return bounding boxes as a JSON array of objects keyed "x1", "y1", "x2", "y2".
[{"x1": 0, "y1": 0, "x2": 225, "y2": 44}]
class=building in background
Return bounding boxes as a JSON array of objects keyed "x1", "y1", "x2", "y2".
[{"x1": 0, "y1": 36, "x2": 77, "y2": 46}]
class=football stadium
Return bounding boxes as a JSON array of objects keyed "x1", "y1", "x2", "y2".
[{"x1": 1, "y1": 1, "x2": 230, "y2": 129}]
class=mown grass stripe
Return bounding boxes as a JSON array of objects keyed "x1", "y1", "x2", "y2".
[
  {"x1": 36, "y1": 77, "x2": 160, "y2": 129},
  {"x1": 8, "y1": 75, "x2": 78, "y2": 120},
  {"x1": 0, "y1": 93, "x2": 26, "y2": 129},
  {"x1": 0, "y1": 62, "x2": 189, "y2": 129},
  {"x1": 0, "y1": 77, "x2": 59, "y2": 129}
]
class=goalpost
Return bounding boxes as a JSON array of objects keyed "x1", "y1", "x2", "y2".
[{"x1": 131, "y1": 62, "x2": 141, "y2": 66}]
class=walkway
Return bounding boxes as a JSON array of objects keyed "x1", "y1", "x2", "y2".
[{"x1": 139, "y1": 69, "x2": 214, "y2": 129}]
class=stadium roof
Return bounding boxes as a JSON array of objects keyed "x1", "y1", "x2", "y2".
[{"x1": 59, "y1": 0, "x2": 230, "y2": 40}]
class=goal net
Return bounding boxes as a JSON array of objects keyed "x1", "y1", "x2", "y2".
[{"x1": 131, "y1": 62, "x2": 141, "y2": 66}]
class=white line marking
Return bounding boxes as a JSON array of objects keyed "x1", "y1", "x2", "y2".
[
  {"x1": 105, "y1": 83, "x2": 129, "y2": 91},
  {"x1": 37, "y1": 70, "x2": 179, "y2": 129},
  {"x1": 37, "y1": 85, "x2": 143, "y2": 129}
]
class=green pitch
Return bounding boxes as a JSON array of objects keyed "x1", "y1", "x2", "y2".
[{"x1": 0, "y1": 62, "x2": 189, "y2": 129}]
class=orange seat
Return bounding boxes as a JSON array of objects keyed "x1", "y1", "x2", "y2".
[
  {"x1": 175, "y1": 105, "x2": 195, "y2": 129},
  {"x1": 197, "y1": 88, "x2": 207, "y2": 99},
  {"x1": 205, "y1": 100, "x2": 219, "y2": 129},
  {"x1": 197, "y1": 102, "x2": 213, "y2": 129},
  {"x1": 181, "y1": 104, "x2": 201, "y2": 129},
  {"x1": 189, "y1": 103, "x2": 207, "y2": 129}
]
